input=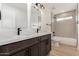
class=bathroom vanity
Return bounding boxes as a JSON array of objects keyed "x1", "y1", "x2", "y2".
[
  {"x1": 0, "y1": 34, "x2": 51, "y2": 56},
  {"x1": 0, "y1": 3, "x2": 52, "y2": 56}
]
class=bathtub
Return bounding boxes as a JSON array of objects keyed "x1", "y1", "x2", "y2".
[{"x1": 51, "y1": 36, "x2": 77, "y2": 46}]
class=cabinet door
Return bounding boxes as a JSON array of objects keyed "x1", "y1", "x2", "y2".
[
  {"x1": 30, "y1": 43, "x2": 39, "y2": 56},
  {"x1": 40, "y1": 40, "x2": 47, "y2": 56},
  {"x1": 12, "y1": 49, "x2": 29, "y2": 56},
  {"x1": 46, "y1": 39, "x2": 51, "y2": 54}
]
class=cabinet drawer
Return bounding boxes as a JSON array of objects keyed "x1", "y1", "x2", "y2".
[{"x1": 40, "y1": 34, "x2": 51, "y2": 41}]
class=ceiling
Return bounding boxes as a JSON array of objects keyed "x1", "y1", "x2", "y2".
[
  {"x1": 43, "y1": 3, "x2": 77, "y2": 14},
  {"x1": 3, "y1": 3, "x2": 27, "y2": 11},
  {"x1": 2, "y1": 3, "x2": 77, "y2": 14}
]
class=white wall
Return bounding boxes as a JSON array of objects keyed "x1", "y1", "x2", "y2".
[{"x1": 40, "y1": 8, "x2": 51, "y2": 33}]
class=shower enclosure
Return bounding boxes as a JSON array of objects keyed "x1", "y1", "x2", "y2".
[{"x1": 51, "y1": 3, "x2": 78, "y2": 47}]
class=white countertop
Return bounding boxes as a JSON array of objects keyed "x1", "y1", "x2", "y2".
[{"x1": 0, "y1": 32, "x2": 51, "y2": 46}]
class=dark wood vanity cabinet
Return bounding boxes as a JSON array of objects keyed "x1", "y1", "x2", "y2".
[
  {"x1": 40, "y1": 34, "x2": 51, "y2": 56},
  {"x1": 40, "y1": 40, "x2": 47, "y2": 56},
  {"x1": 0, "y1": 34, "x2": 51, "y2": 56},
  {"x1": 29, "y1": 43, "x2": 40, "y2": 56}
]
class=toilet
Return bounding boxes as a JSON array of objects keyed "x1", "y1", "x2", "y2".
[{"x1": 51, "y1": 36, "x2": 60, "y2": 47}]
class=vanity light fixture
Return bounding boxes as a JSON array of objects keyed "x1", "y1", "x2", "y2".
[{"x1": 34, "y1": 3, "x2": 45, "y2": 9}]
